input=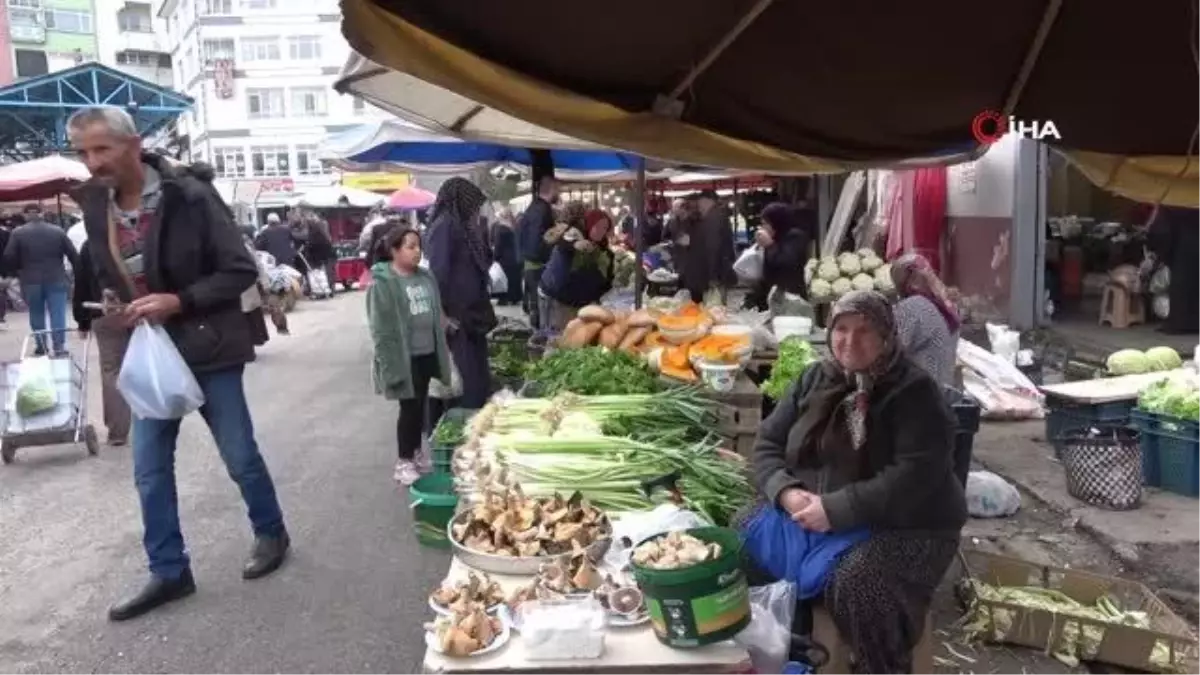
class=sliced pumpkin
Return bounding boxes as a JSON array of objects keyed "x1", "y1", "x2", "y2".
[
  {"x1": 663, "y1": 344, "x2": 691, "y2": 370},
  {"x1": 657, "y1": 313, "x2": 700, "y2": 331},
  {"x1": 662, "y1": 363, "x2": 698, "y2": 382},
  {"x1": 641, "y1": 331, "x2": 667, "y2": 349}
]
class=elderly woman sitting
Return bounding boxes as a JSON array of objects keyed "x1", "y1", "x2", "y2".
[{"x1": 750, "y1": 290, "x2": 966, "y2": 674}]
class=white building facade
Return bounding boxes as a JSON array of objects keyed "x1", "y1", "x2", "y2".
[
  {"x1": 95, "y1": 0, "x2": 173, "y2": 88},
  {"x1": 156, "y1": 0, "x2": 379, "y2": 222}
]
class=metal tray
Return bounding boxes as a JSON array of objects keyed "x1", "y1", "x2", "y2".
[{"x1": 446, "y1": 510, "x2": 612, "y2": 576}]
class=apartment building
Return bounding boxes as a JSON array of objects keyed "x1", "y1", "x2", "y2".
[
  {"x1": 158, "y1": 0, "x2": 380, "y2": 218},
  {"x1": 0, "y1": 0, "x2": 99, "y2": 83},
  {"x1": 95, "y1": 0, "x2": 172, "y2": 87}
]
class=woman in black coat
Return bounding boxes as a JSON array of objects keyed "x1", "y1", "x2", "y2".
[
  {"x1": 491, "y1": 209, "x2": 523, "y2": 305},
  {"x1": 745, "y1": 202, "x2": 814, "y2": 310}
]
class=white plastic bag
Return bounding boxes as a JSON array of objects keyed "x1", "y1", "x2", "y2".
[
  {"x1": 603, "y1": 504, "x2": 710, "y2": 570},
  {"x1": 965, "y1": 470, "x2": 1022, "y2": 518},
  {"x1": 14, "y1": 356, "x2": 58, "y2": 419},
  {"x1": 733, "y1": 244, "x2": 764, "y2": 282},
  {"x1": 307, "y1": 268, "x2": 331, "y2": 297},
  {"x1": 735, "y1": 580, "x2": 797, "y2": 675},
  {"x1": 429, "y1": 354, "x2": 463, "y2": 400},
  {"x1": 117, "y1": 322, "x2": 205, "y2": 420},
  {"x1": 488, "y1": 261, "x2": 508, "y2": 295}
]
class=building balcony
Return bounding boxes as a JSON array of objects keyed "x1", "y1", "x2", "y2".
[
  {"x1": 115, "y1": 30, "x2": 163, "y2": 54},
  {"x1": 9, "y1": 24, "x2": 46, "y2": 44}
]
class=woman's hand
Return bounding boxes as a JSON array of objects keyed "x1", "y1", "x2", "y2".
[
  {"x1": 778, "y1": 487, "x2": 812, "y2": 515},
  {"x1": 791, "y1": 495, "x2": 831, "y2": 532}
]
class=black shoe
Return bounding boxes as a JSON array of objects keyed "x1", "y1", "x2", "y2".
[
  {"x1": 108, "y1": 569, "x2": 196, "y2": 622},
  {"x1": 243, "y1": 531, "x2": 290, "y2": 580}
]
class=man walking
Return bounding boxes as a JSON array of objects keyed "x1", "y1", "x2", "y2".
[
  {"x1": 2, "y1": 205, "x2": 77, "y2": 354},
  {"x1": 69, "y1": 106, "x2": 289, "y2": 621},
  {"x1": 517, "y1": 162, "x2": 559, "y2": 329}
]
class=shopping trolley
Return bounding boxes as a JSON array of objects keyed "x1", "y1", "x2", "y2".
[{"x1": 0, "y1": 329, "x2": 99, "y2": 463}]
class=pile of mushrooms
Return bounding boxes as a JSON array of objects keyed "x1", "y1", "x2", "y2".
[
  {"x1": 451, "y1": 487, "x2": 610, "y2": 558},
  {"x1": 426, "y1": 606, "x2": 504, "y2": 657},
  {"x1": 632, "y1": 531, "x2": 723, "y2": 570},
  {"x1": 429, "y1": 572, "x2": 505, "y2": 613},
  {"x1": 507, "y1": 551, "x2": 646, "y2": 620}
]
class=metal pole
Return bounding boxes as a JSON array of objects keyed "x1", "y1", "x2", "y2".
[{"x1": 633, "y1": 157, "x2": 647, "y2": 309}]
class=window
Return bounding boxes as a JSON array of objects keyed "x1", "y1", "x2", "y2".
[
  {"x1": 45, "y1": 9, "x2": 93, "y2": 33},
  {"x1": 14, "y1": 49, "x2": 48, "y2": 78},
  {"x1": 287, "y1": 35, "x2": 321, "y2": 61},
  {"x1": 8, "y1": 0, "x2": 42, "y2": 7},
  {"x1": 116, "y1": 51, "x2": 170, "y2": 68},
  {"x1": 213, "y1": 147, "x2": 246, "y2": 178},
  {"x1": 118, "y1": 3, "x2": 153, "y2": 32},
  {"x1": 202, "y1": 38, "x2": 235, "y2": 62},
  {"x1": 295, "y1": 145, "x2": 325, "y2": 176},
  {"x1": 246, "y1": 87, "x2": 285, "y2": 119},
  {"x1": 202, "y1": 0, "x2": 232, "y2": 14},
  {"x1": 242, "y1": 0, "x2": 277, "y2": 8},
  {"x1": 289, "y1": 87, "x2": 326, "y2": 118},
  {"x1": 240, "y1": 37, "x2": 280, "y2": 63},
  {"x1": 352, "y1": 97, "x2": 366, "y2": 116},
  {"x1": 8, "y1": 8, "x2": 40, "y2": 27},
  {"x1": 250, "y1": 145, "x2": 289, "y2": 177}
]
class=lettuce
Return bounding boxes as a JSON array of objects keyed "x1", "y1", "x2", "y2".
[{"x1": 1138, "y1": 376, "x2": 1200, "y2": 421}]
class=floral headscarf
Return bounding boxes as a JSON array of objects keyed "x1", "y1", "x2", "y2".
[
  {"x1": 890, "y1": 252, "x2": 960, "y2": 332},
  {"x1": 825, "y1": 290, "x2": 902, "y2": 450}
]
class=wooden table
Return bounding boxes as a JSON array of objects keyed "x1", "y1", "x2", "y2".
[
  {"x1": 1040, "y1": 368, "x2": 1192, "y2": 404},
  {"x1": 422, "y1": 558, "x2": 750, "y2": 674}
]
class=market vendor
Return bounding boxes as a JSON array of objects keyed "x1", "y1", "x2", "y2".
[
  {"x1": 749, "y1": 290, "x2": 966, "y2": 673},
  {"x1": 744, "y1": 201, "x2": 814, "y2": 313},
  {"x1": 539, "y1": 208, "x2": 615, "y2": 331},
  {"x1": 889, "y1": 252, "x2": 960, "y2": 386},
  {"x1": 517, "y1": 155, "x2": 560, "y2": 329}
]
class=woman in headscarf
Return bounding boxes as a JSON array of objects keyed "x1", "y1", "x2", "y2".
[
  {"x1": 425, "y1": 177, "x2": 495, "y2": 409},
  {"x1": 539, "y1": 208, "x2": 616, "y2": 330},
  {"x1": 490, "y1": 207, "x2": 523, "y2": 306},
  {"x1": 750, "y1": 290, "x2": 965, "y2": 674},
  {"x1": 744, "y1": 202, "x2": 815, "y2": 313},
  {"x1": 889, "y1": 252, "x2": 960, "y2": 386}
]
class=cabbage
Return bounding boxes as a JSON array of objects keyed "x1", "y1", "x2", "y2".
[
  {"x1": 1106, "y1": 349, "x2": 1151, "y2": 375},
  {"x1": 16, "y1": 381, "x2": 56, "y2": 417},
  {"x1": 809, "y1": 278, "x2": 832, "y2": 299},
  {"x1": 804, "y1": 258, "x2": 818, "y2": 284},
  {"x1": 1138, "y1": 375, "x2": 1200, "y2": 420},
  {"x1": 860, "y1": 254, "x2": 882, "y2": 273},
  {"x1": 873, "y1": 264, "x2": 894, "y2": 291},
  {"x1": 1145, "y1": 346, "x2": 1183, "y2": 372},
  {"x1": 851, "y1": 273, "x2": 875, "y2": 292},
  {"x1": 831, "y1": 277, "x2": 852, "y2": 297},
  {"x1": 838, "y1": 253, "x2": 861, "y2": 276},
  {"x1": 817, "y1": 260, "x2": 841, "y2": 282},
  {"x1": 856, "y1": 248, "x2": 876, "y2": 259}
]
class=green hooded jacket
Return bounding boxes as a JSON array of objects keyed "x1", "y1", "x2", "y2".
[{"x1": 365, "y1": 262, "x2": 451, "y2": 400}]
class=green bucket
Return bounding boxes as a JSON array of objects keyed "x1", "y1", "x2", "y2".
[
  {"x1": 630, "y1": 527, "x2": 751, "y2": 648},
  {"x1": 409, "y1": 473, "x2": 458, "y2": 548}
]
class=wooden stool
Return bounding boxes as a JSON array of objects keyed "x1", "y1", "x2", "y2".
[
  {"x1": 812, "y1": 605, "x2": 933, "y2": 673},
  {"x1": 1099, "y1": 282, "x2": 1146, "y2": 328}
]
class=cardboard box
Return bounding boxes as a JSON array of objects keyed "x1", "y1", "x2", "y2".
[{"x1": 963, "y1": 550, "x2": 1197, "y2": 672}]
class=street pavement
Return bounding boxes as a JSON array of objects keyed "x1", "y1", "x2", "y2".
[{"x1": 0, "y1": 294, "x2": 448, "y2": 673}]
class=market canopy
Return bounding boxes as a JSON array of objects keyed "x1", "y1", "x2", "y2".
[
  {"x1": 339, "y1": 0, "x2": 1198, "y2": 206},
  {"x1": 286, "y1": 185, "x2": 384, "y2": 209},
  {"x1": 0, "y1": 155, "x2": 89, "y2": 201}
]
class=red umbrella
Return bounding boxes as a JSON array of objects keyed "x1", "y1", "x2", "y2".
[
  {"x1": 0, "y1": 155, "x2": 90, "y2": 202},
  {"x1": 387, "y1": 185, "x2": 435, "y2": 210}
]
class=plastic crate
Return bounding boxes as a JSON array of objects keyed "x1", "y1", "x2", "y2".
[
  {"x1": 1044, "y1": 396, "x2": 1135, "y2": 451},
  {"x1": 1131, "y1": 408, "x2": 1199, "y2": 497}
]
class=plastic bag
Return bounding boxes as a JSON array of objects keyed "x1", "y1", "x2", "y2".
[
  {"x1": 965, "y1": 470, "x2": 1021, "y2": 518},
  {"x1": 488, "y1": 261, "x2": 508, "y2": 295},
  {"x1": 735, "y1": 580, "x2": 797, "y2": 675},
  {"x1": 429, "y1": 354, "x2": 463, "y2": 400},
  {"x1": 733, "y1": 244, "x2": 764, "y2": 282},
  {"x1": 603, "y1": 504, "x2": 709, "y2": 570},
  {"x1": 307, "y1": 268, "x2": 331, "y2": 297},
  {"x1": 740, "y1": 506, "x2": 869, "y2": 600},
  {"x1": 14, "y1": 356, "x2": 58, "y2": 418},
  {"x1": 117, "y1": 322, "x2": 205, "y2": 420}
]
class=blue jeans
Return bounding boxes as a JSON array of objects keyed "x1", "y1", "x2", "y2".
[
  {"x1": 132, "y1": 365, "x2": 285, "y2": 580},
  {"x1": 22, "y1": 282, "x2": 68, "y2": 352}
]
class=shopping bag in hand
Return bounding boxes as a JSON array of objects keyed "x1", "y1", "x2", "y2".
[
  {"x1": 429, "y1": 354, "x2": 463, "y2": 400},
  {"x1": 733, "y1": 244, "x2": 764, "y2": 282},
  {"x1": 14, "y1": 356, "x2": 58, "y2": 418},
  {"x1": 117, "y1": 322, "x2": 205, "y2": 420},
  {"x1": 488, "y1": 261, "x2": 508, "y2": 295}
]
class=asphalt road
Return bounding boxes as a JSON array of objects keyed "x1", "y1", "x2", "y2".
[{"x1": 0, "y1": 294, "x2": 448, "y2": 673}]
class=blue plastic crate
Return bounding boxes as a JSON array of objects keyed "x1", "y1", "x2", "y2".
[
  {"x1": 1044, "y1": 396, "x2": 1135, "y2": 449},
  {"x1": 1131, "y1": 408, "x2": 1199, "y2": 497}
]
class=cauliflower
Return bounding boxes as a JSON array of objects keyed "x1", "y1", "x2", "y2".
[
  {"x1": 860, "y1": 253, "x2": 883, "y2": 273},
  {"x1": 804, "y1": 258, "x2": 818, "y2": 284},
  {"x1": 1106, "y1": 349, "x2": 1151, "y2": 375},
  {"x1": 873, "y1": 264, "x2": 894, "y2": 292},
  {"x1": 817, "y1": 260, "x2": 841, "y2": 282},
  {"x1": 837, "y1": 252, "x2": 862, "y2": 276},
  {"x1": 831, "y1": 277, "x2": 853, "y2": 298},
  {"x1": 851, "y1": 273, "x2": 875, "y2": 292},
  {"x1": 1144, "y1": 346, "x2": 1183, "y2": 372},
  {"x1": 856, "y1": 248, "x2": 876, "y2": 259},
  {"x1": 809, "y1": 278, "x2": 832, "y2": 300}
]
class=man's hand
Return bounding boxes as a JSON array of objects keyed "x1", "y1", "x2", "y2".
[
  {"x1": 574, "y1": 240, "x2": 596, "y2": 253},
  {"x1": 792, "y1": 495, "x2": 831, "y2": 533},
  {"x1": 778, "y1": 487, "x2": 813, "y2": 516},
  {"x1": 125, "y1": 293, "x2": 181, "y2": 324}
]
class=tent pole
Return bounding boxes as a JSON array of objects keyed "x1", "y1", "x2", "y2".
[{"x1": 633, "y1": 157, "x2": 646, "y2": 309}]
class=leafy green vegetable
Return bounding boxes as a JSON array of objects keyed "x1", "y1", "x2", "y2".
[
  {"x1": 1106, "y1": 348, "x2": 1151, "y2": 375},
  {"x1": 489, "y1": 339, "x2": 528, "y2": 380},
  {"x1": 16, "y1": 381, "x2": 55, "y2": 417},
  {"x1": 432, "y1": 417, "x2": 467, "y2": 445},
  {"x1": 762, "y1": 337, "x2": 820, "y2": 400},
  {"x1": 1144, "y1": 346, "x2": 1183, "y2": 371},
  {"x1": 1138, "y1": 375, "x2": 1200, "y2": 421},
  {"x1": 525, "y1": 347, "x2": 661, "y2": 396}
]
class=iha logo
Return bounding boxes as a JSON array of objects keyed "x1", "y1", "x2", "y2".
[{"x1": 971, "y1": 109, "x2": 1062, "y2": 145}]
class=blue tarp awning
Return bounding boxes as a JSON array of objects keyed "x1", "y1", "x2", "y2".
[{"x1": 0, "y1": 62, "x2": 192, "y2": 161}]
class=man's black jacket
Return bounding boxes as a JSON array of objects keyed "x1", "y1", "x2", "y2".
[{"x1": 73, "y1": 154, "x2": 258, "y2": 373}]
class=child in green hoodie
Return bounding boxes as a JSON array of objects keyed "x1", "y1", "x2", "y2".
[{"x1": 366, "y1": 227, "x2": 452, "y2": 485}]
